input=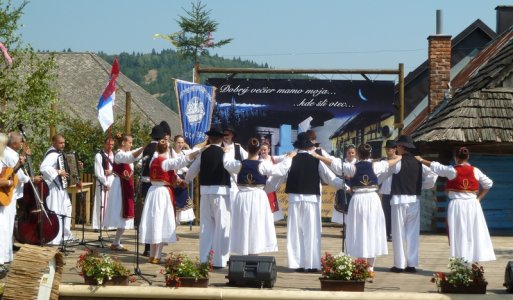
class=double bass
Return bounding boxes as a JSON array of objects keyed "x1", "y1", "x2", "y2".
[{"x1": 14, "y1": 125, "x2": 60, "y2": 245}]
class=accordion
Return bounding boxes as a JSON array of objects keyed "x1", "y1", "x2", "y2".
[{"x1": 57, "y1": 151, "x2": 80, "y2": 189}]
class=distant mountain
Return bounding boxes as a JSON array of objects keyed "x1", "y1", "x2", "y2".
[{"x1": 98, "y1": 49, "x2": 306, "y2": 112}]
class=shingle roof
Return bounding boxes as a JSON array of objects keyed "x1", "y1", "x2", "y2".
[
  {"x1": 46, "y1": 52, "x2": 181, "y2": 135},
  {"x1": 413, "y1": 27, "x2": 513, "y2": 144}
]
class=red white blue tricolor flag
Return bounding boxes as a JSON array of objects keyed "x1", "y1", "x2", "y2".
[
  {"x1": 174, "y1": 79, "x2": 216, "y2": 147},
  {"x1": 97, "y1": 57, "x2": 120, "y2": 132}
]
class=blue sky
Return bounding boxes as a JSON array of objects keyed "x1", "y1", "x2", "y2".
[{"x1": 12, "y1": 0, "x2": 508, "y2": 77}]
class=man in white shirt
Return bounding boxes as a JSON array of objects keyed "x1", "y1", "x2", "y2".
[{"x1": 389, "y1": 135, "x2": 437, "y2": 273}]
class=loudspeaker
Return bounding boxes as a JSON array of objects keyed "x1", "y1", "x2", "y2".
[
  {"x1": 504, "y1": 261, "x2": 513, "y2": 293},
  {"x1": 226, "y1": 255, "x2": 277, "y2": 288}
]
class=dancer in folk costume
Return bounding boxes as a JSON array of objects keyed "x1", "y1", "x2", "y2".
[
  {"x1": 224, "y1": 138, "x2": 294, "y2": 255},
  {"x1": 314, "y1": 143, "x2": 401, "y2": 273},
  {"x1": 184, "y1": 126, "x2": 232, "y2": 268},
  {"x1": 139, "y1": 139, "x2": 196, "y2": 264},
  {"x1": 331, "y1": 144, "x2": 358, "y2": 224},
  {"x1": 222, "y1": 125, "x2": 248, "y2": 214},
  {"x1": 285, "y1": 132, "x2": 344, "y2": 272},
  {"x1": 378, "y1": 140, "x2": 398, "y2": 241},
  {"x1": 416, "y1": 147, "x2": 495, "y2": 262},
  {"x1": 388, "y1": 135, "x2": 437, "y2": 273},
  {"x1": 104, "y1": 133, "x2": 144, "y2": 251},
  {"x1": 259, "y1": 142, "x2": 287, "y2": 221},
  {"x1": 92, "y1": 137, "x2": 115, "y2": 230},
  {"x1": 139, "y1": 125, "x2": 166, "y2": 256},
  {"x1": 172, "y1": 134, "x2": 195, "y2": 223}
]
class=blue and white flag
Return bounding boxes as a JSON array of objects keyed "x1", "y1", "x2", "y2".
[{"x1": 175, "y1": 79, "x2": 215, "y2": 147}]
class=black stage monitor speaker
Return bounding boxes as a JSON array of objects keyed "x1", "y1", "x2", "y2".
[{"x1": 226, "y1": 255, "x2": 277, "y2": 288}]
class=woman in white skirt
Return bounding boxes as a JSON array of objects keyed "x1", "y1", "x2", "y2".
[
  {"x1": 104, "y1": 133, "x2": 144, "y2": 251},
  {"x1": 139, "y1": 140, "x2": 193, "y2": 264},
  {"x1": 416, "y1": 147, "x2": 495, "y2": 262},
  {"x1": 172, "y1": 135, "x2": 195, "y2": 223},
  {"x1": 313, "y1": 144, "x2": 401, "y2": 273},
  {"x1": 224, "y1": 138, "x2": 294, "y2": 255},
  {"x1": 259, "y1": 142, "x2": 287, "y2": 221}
]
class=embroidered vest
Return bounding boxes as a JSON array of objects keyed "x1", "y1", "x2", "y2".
[
  {"x1": 237, "y1": 160, "x2": 266, "y2": 186},
  {"x1": 446, "y1": 164, "x2": 479, "y2": 193},
  {"x1": 350, "y1": 161, "x2": 378, "y2": 189},
  {"x1": 150, "y1": 156, "x2": 178, "y2": 185}
]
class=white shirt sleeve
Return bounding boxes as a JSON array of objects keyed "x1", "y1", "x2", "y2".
[
  {"x1": 330, "y1": 157, "x2": 356, "y2": 177},
  {"x1": 372, "y1": 160, "x2": 390, "y2": 177},
  {"x1": 259, "y1": 157, "x2": 292, "y2": 176},
  {"x1": 40, "y1": 151, "x2": 59, "y2": 184},
  {"x1": 430, "y1": 161, "x2": 457, "y2": 179},
  {"x1": 474, "y1": 167, "x2": 493, "y2": 189},
  {"x1": 162, "y1": 155, "x2": 188, "y2": 171},
  {"x1": 184, "y1": 155, "x2": 201, "y2": 183},
  {"x1": 223, "y1": 153, "x2": 242, "y2": 174},
  {"x1": 319, "y1": 162, "x2": 344, "y2": 189},
  {"x1": 421, "y1": 164, "x2": 438, "y2": 190},
  {"x1": 94, "y1": 153, "x2": 107, "y2": 186},
  {"x1": 115, "y1": 149, "x2": 139, "y2": 164}
]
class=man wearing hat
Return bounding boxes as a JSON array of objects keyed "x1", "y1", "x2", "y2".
[
  {"x1": 379, "y1": 140, "x2": 398, "y2": 241},
  {"x1": 139, "y1": 124, "x2": 166, "y2": 256},
  {"x1": 222, "y1": 125, "x2": 248, "y2": 214},
  {"x1": 389, "y1": 135, "x2": 437, "y2": 273},
  {"x1": 284, "y1": 132, "x2": 344, "y2": 272},
  {"x1": 185, "y1": 126, "x2": 231, "y2": 268}
]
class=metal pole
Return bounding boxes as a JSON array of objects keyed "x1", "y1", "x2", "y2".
[
  {"x1": 398, "y1": 63, "x2": 405, "y2": 134},
  {"x1": 125, "y1": 91, "x2": 132, "y2": 134}
]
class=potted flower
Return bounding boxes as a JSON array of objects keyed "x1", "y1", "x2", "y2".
[
  {"x1": 431, "y1": 257, "x2": 487, "y2": 294},
  {"x1": 319, "y1": 252, "x2": 370, "y2": 292},
  {"x1": 76, "y1": 250, "x2": 134, "y2": 285},
  {"x1": 162, "y1": 250, "x2": 213, "y2": 288}
]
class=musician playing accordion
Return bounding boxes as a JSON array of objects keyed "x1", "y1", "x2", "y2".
[{"x1": 40, "y1": 134, "x2": 75, "y2": 245}]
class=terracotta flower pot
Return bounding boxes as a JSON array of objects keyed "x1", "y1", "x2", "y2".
[
  {"x1": 319, "y1": 278, "x2": 365, "y2": 292},
  {"x1": 440, "y1": 281, "x2": 487, "y2": 294},
  {"x1": 84, "y1": 275, "x2": 129, "y2": 286},
  {"x1": 166, "y1": 277, "x2": 209, "y2": 288}
]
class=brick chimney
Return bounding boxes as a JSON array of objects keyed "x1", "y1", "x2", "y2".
[{"x1": 428, "y1": 11, "x2": 452, "y2": 113}]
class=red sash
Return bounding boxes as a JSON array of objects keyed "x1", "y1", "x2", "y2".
[
  {"x1": 267, "y1": 156, "x2": 279, "y2": 213},
  {"x1": 112, "y1": 162, "x2": 135, "y2": 219}
]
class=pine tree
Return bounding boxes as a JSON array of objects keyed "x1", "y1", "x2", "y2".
[{"x1": 154, "y1": 0, "x2": 232, "y2": 65}]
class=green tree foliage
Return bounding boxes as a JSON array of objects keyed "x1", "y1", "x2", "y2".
[
  {"x1": 60, "y1": 115, "x2": 151, "y2": 174},
  {"x1": 154, "y1": 0, "x2": 232, "y2": 65},
  {"x1": 0, "y1": 0, "x2": 60, "y2": 166}
]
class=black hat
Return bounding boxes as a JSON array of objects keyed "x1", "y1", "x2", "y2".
[
  {"x1": 150, "y1": 125, "x2": 165, "y2": 140},
  {"x1": 159, "y1": 121, "x2": 171, "y2": 136},
  {"x1": 384, "y1": 140, "x2": 397, "y2": 149},
  {"x1": 205, "y1": 126, "x2": 228, "y2": 137},
  {"x1": 223, "y1": 125, "x2": 237, "y2": 137},
  {"x1": 293, "y1": 132, "x2": 315, "y2": 149},
  {"x1": 395, "y1": 135, "x2": 416, "y2": 149}
]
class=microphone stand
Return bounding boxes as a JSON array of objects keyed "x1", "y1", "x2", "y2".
[{"x1": 131, "y1": 156, "x2": 155, "y2": 285}]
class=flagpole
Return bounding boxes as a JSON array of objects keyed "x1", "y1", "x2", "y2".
[{"x1": 125, "y1": 91, "x2": 131, "y2": 134}]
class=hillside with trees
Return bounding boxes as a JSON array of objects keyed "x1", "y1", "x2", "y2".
[
  {"x1": 98, "y1": 50, "x2": 306, "y2": 112},
  {"x1": 98, "y1": 50, "x2": 264, "y2": 112}
]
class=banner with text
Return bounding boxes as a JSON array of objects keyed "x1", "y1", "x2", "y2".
[{"x1": 175, "y1": 80, "x2": 216, "y2": 147}]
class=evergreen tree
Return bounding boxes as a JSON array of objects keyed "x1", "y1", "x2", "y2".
[
  {"x1": 0, "y1": 0, "x2": 60, "y2": 163},
  {"x1": 154, "y1": 0, "x2": 232, "y2": 66}
]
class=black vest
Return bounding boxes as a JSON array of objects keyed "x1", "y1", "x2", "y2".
[
  {"x1": 285, "y1": 153, "x2": 321, "y2": 195},
  {"x1": 100, "y1": 150, "x2": 112, "y2": 170},
  {"x1": 199, "y1": 146, "x2": 231, "y2": 186},
  {"x1": 391, "y1": 154, "x2": 422, "y2": 196},
  {"x1": 141, "y1": 142, "x2": 157, "y2": 177},
  {"x1": 350, "y1": 161, "x2": 378, "y2": 188},
  {"x1": 237, "y1": 160, "x2": 266, "y2": 185}
]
